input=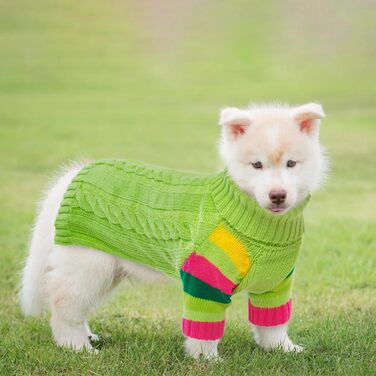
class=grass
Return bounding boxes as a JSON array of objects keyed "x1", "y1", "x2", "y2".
[{"x1": 0, "y1": 1, "x2": 375, "y2": 374}]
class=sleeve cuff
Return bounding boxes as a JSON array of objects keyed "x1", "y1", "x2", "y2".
[
  {"x1": 248, "y1": 298, "x2": 292, "y2": 326},
  {"x1": 182, "y1": 318, "x2": 225, "y2": 340}
]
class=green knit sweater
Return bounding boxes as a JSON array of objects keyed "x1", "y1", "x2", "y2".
[{"x1": 55, "y1": 159, "x2": 309, "y2": 339}]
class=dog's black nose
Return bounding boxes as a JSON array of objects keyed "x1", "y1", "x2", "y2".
[{"x1": 269, "y1": 189, "x2": 287, "y2": 205}]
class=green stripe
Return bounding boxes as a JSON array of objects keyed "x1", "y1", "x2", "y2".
[
  {"x1": 183, "y1": 292, "x2": 227, "y2": 321},
  {"x1": 183, "y1": 293, "x2": 228, "y2": 313},
  {"x1": 180, "y1": 269, "x2": 231, "y2": 304},
  {"x1": 183, "y1": 309, "x2": 226, "y2": 322}
]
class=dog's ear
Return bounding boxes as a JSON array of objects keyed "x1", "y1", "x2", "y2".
[
  {"x1": 291, "y1": 103, "x2": 325, "y2": 135},
  {"x1": 219, "y1": 107, "x2": 252, "y2": 139}
]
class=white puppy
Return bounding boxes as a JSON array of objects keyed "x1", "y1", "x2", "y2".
[{"x1": 20, "y1": 102, "x2": 327, "y2": 359}]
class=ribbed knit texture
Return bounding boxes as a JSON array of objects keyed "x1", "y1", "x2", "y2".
[
  {"x1": 249, "y1": 299, "x2": 292, "y2": 326},
  {"x1": 182, "y1": 319, "x2": 225, "y2": 341},
  {"x1": 55, "y1": 159, "x2": 310, "y2": 340}
]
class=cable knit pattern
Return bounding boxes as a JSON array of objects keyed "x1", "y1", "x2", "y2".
[
  {"x1": 55, "y1": 159, "x2": 310, "y2": 340},
  {"x1": 74, "y1": 188, "x2": 193, "y2": 241}
]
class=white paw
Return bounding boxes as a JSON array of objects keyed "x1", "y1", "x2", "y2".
[
  {"x1": 282, "y1": 340, "x2": 304, "y2": 353},
  {"x1": 184, "y1": 338, "x2": 221, "y2": 360},
  {"x1": 252, "y1": 324, "x2": 303, "y2": 353},
  {"x1": 261, "y1": 337, "x2": 304, "y2": 353},
  {"x1": 53, "y1": 328, "x2": 97, "y2": 352},
  {"x1": 56, "y1": 337, "x2": 96, "y2": 352},
  {"x1": 88, "y1": 333, "x2": 100, "y2": 342}
]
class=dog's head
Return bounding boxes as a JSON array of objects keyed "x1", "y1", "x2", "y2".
[{"x1": 219, "y1": 103, "x2": 328, "y2": 214}]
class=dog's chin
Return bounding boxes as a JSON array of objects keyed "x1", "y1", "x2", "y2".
[{"x1": 267, "y1": 206, "x2": 289, "y2": 215}]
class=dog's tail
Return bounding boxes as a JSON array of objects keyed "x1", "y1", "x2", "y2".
[
  {"x1": 19, "y1": 162, "x2": 87, "y2": 316},
  {"x1": 20, "y1": 201, "x2": 54, "y2": 316}
]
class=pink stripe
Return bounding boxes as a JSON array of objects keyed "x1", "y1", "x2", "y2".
[
  {"x1": 182, "y1": 318, "x2": 225, "y2": 340},
  {"x1": 248, "y1": 299, "x2": 292, "y2": 326},
  {"x1": 181, "y1": 252, "x2": 236, "y2": 294}
]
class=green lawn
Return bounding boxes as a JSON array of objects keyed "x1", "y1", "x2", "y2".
[{"x1": 0, "y1": 1, "x2": 375, "y2": 375}]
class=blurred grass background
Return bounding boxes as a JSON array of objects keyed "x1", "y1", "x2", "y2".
[{"x1": 0, "y1": 1, "x2": 375, "y2": 375}]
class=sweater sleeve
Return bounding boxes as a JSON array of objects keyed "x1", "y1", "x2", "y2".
[
  {"x1": 180, "y1": 223, "x2": 252, "y2": 340},
  {"x1": 248, "y1": 269, "x2": 295, "y2": 327},
  {"x1": 180, "y1": 252, "x2": 233, "y2": 340}
]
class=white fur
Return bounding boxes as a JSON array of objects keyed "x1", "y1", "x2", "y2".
[
  {"x1": 220, "y1": 102, "x2": 328, "y2": 213},
  {"x1": 20, "y1": 162, "x2": 164, "y2": 351},
  {"x1": 20, "y1": 102, "x2": 326, "y2": 358},
  {"x1": 184, "y1": 338, "x2": 221, "y2": 360}
]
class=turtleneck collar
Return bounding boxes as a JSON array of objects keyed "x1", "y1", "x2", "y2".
[{"x1": 210, "y1": 170, "x2": 310, "y2": 245}]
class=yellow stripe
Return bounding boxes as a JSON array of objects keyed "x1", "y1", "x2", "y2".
[{"x1": 209, "y1": 224, "x2": 251, "y2": 276}]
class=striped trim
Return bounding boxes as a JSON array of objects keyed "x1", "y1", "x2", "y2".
[
  {"x1": 181, "y1": 252, "x2": 237, "y2": 295},
  {"x1": 200, "y1": 242, "x2": 242, "y2": 284},
  {"x1": 248, "y1": 299, "x2": 292, "y2": 326},
  {"x1": 183, "y1": 293, "x2": 228, "y2": 322},
  {"x1": 209, "y1": 224, "x2": 251, "y2": 276},
  {"x1": 180, "y1": 269, "x2": 231, "y2": 304},
  {"x1": 182, "y1": 318, "x2": 225, "y2": 340}
]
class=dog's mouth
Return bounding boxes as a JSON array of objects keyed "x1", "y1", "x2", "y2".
[{"x1": 268, "y1": 205, "x2": 287, "y2": 214}]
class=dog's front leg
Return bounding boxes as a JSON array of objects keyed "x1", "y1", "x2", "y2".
[
  {"x1": 251, "y1": 323, "x2": 303, "y2": 352},
  {"x1": 184, "y1": 337, "x2": 220, "y2": 360},
  {"x1": 248, "y1": 269, "x2": 303, "y2": 352}
]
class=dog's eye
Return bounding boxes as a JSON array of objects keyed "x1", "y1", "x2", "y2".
[
  {"x1": 287, "y1": 160, "x2": 297, "y2": 168},
  {"x1": 251, "y1": 161, "x2": 263, "y2": 169}
]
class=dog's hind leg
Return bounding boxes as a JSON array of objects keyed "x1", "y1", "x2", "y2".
[{"x1": 46, "y1": 244, "x2": 121, "y2": 351}]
